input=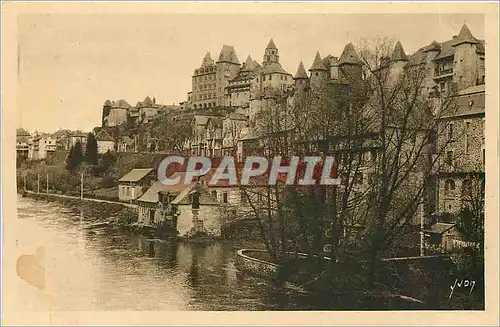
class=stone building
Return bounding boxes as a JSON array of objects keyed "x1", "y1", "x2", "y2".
[
  {"x1": 29, "y1": 134, "x2": 57, "y2": 160},
  {"x1": 190, "y1": 45, "x2": 241, "y2": 110},
  {"x1": 435, "y1": 85, "x2": 485, "y2": 214},
  {"x1": 101, "y1": 97, "x2": 181, "y2": 127},
  {"x1": 102, "y1": 99, "x2": 130, "y2": 127},
  {"x1": 137, "y1": 172, "x2": 223, "y2": 237},
  {"x1": 16, "y1": 128, "x2": 31, "y2": 159},
  {"x1": 405, "y1": 24, "x2": 485, "y2": 99}
]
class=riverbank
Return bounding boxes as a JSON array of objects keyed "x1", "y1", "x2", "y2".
[{"x1": 21, "y1": 190, "x2": 137, "y2": 226}]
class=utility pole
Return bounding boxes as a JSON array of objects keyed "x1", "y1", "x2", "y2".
[
  {"x1": 23, "y1": 173, "x2": 26, "y2": 191},
  {"x1": 80, "y1": 172, "x2": 84, "y2": 200},
  {"x1": 37, "y1": 173, "x2": 40, "y2": 194},
  {"x1": 46, "y1": 173, "x2": 49, "y2": 194}
]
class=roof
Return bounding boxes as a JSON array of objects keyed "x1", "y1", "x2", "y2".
[
  {"x1": 339, "y1": 42, "x2": 362, "y2": 65},
  {"x1": 423, "y1": 40, "x2": 441, "y2": 52},
  {"x1": 137, "y1": 173, "x2": 193, "y2": 203},
  {"x1": 425, "y1": 223, "x2": 456, "y2": 234},
  {"x1": 104, "y1": 99, "x2": 112, "y2": 106},
  {"x1": 458, "y1": 84, "x2": 485, "y2": 96},
  {"x1": 192, "y1": 115, "x2": 212, "y2": 126},
  {"x1": 266, "y1": 38, "x2": 277, "y2": 50},
  {"x1": 242, "y1": 55, "x2": 259, "y2": 72},
  {"x1": 201, "y1": 52, "x2": 214, "y2": 67},
  {"x1": 432, "y1": 39, "x2": 455, "y2": 61},
  {"x1": 260, "y1": 62, "x2": 290, "y2": 75},
  {"x1": 391, "y1": 41, "x2": 409, "y2": 61},
  {"x1": 217, "y1": 44, "x2": 240, "y2": 65},
  {"x1": 114, "y1": 99, "x2": 130, "y2": 108},
  {"x1": 95, "y1": 129, "x2": 114, "y2": 142},
  {"x1": 142, "y1": 96, "x2": 154, "y2": 107},
  {"x1": 119, "y1": 168, "x2": 154, "y2": 183},
  {"x1": 294, "y1": 61, "x2": 309, "y2": 79},
  {"x1": 452, "y1": 24, "x2": 479, "y2": 46},
  {"x1": 410, "y1": 26, "x2": 484, "y2": 64},
  {"x1": 439, "y1": 88, "x2": 485, "y2": 119},
  {"x1": 309, "y1": 51, "x2": 327, "y2": 71},
  {"x1": 322, "y1": 54, "x2": 332, "y2": 69},
  {"x1": 226, "y1": 112, "x2": 248, "y2": 121}
]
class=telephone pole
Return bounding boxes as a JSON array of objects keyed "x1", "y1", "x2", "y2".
[
  {"x1": 46, "y1": 173, "x2": 49, "y2": 194},
  {"x1": 37, "y1": 173, "x2": 40, "y2": 194},
  {"x1": 80, "y1": 172, "x2": 84, "y2": 200}
]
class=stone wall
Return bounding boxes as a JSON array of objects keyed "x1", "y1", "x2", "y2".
[{"x1": 235, "y1": 249, "x2": 279, "y2": 279}]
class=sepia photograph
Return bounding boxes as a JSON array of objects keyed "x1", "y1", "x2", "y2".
[{"x1": 2, "y1": 2, "x2": 499, "y2": 326}]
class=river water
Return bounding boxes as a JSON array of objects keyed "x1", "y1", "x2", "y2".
[{"x1": 14, "y1": 195, "x2": 332, "y2": 311}]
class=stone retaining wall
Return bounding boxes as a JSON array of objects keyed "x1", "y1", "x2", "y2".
[{"x1": 235, "y1": 249, "x2": 280, "y2": 279}]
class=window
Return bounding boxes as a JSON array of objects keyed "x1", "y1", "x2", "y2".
[
  {"x1": 448, "y1": 123, "x2": 454, "y2": 140},
  {"x1": 240, "y1": 191, "x2": 247, "y2": 204},
  {"x1": 444, "y1": 179, "x2": 455, "y2": 196},
  {"x1": 461, "y1": 179, "x2": 472, "y2": 199},
  {"x1": 211, "y1": 190, "x2": 217, "y2": 198},
  {"x1": 223, "y1": 192, "x2": 228, "y2": 203},
  {"x1": 371, "y1": 149, "x2": 377, "y2": 163},
  {"x1": 446, "y1": 150, "x2": 454, "y2": 166},
  {"x1": 315, "y1": 72, "x2": 318, "y2": 77},
  {"x1": 268, "y1": 75, "x2": 272, "y2": 81},
  {"x1": 192, "y1": 192, "x2": 200, "y2": 209}
]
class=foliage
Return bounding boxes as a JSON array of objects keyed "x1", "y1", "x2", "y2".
[
  {"x1": 66, "y1": 141, "x2": 84, "y2": 170},
  {"x1": 84, "y1": 133, "x2": 98, "y2": 165}
]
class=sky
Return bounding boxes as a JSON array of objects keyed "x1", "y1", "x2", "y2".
[{"x1": 16, "y1": 13, "x2": 484, "y2": 133}]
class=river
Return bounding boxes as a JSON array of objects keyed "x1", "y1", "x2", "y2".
[{"x1": 14, "y1": 195, "x2": 333, "y2": 311}]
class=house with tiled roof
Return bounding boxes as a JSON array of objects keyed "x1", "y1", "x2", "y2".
[
  {"x1": 95, "y1": 128, "x2": 115, "y2": 154},
  {"x1": 137, "y1": 172, "x2": 224, "y2": 236},
  {"x1": 118, "y1": 168, "x2": 156, "y2": 202}
]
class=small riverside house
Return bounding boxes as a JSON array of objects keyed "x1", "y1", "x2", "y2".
[
  {"x1": 137, "y1": 172, "x2": 221, "y2": 236},
  {"x1": 118, "y1": 168, "x2": 156, "y2": 202}
]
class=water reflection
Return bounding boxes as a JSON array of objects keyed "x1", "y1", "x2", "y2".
[{"x1": 16, "y1": 196, "x2": 326, "y2": 311}]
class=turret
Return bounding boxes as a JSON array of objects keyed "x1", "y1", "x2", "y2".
[
  {"x1": 338, "y1": 42, "x2": 363, "y2": 83},
  {"x1": 451, "y1": 24, "x2": 480, "y2": 90},
  {"x1": 294, "y1": 61, "x2": 309, "y2": 91},
  {"x1": 309, "y1": 51, "x2": 328, "y2": 88}
]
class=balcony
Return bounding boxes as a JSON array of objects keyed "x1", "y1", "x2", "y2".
[{"x1": 433, "y1": 68, "x2": 453, "y2": 80}]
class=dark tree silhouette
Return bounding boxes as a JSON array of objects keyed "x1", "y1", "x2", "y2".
[{"x1": 85, "y1": 132, "x2": 98, "y2": 165}]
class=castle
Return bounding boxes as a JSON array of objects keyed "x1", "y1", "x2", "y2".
[{"x1": 182, "y1": 23, "x2": 484, "y2": 116}]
